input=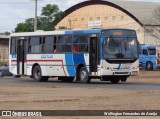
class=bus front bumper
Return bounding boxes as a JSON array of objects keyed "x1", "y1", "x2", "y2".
[{"x1": 100, "y1": 69, "x2": 139, "y2": 76}]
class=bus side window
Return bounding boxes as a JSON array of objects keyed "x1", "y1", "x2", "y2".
[
  {"x1": 73, "y1": 35, "x2": 88, "y2": 53},
  {"x1": 73, "y1": 37, "x2": 78, "y2": 52},
  {"x1": 11, "y1": 38, "x2": 16, "y2": 54},
  {"x1": 28, "y1": 37, "x2": 41, "y2": 53},
  {"x1": 65, "y1": 36, "x2": 72, "y2": 52},
  {"x1": 53, "y1": 36, "x2": 57, "y2": 53},
  {"x1": 79, "y1": 36, "x2": 88, "y2": 52},
  {"x1": 42, "y1": 36, "x2": 54, "y2": 53}
]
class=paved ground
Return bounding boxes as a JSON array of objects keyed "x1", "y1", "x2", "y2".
[{"x1": 0, "y1": 70, "x2": 160, "y2": 119}]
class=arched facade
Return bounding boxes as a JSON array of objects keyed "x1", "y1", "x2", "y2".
[{"x1": 55, "y1": 1, "x2": 145, "y2": 43}]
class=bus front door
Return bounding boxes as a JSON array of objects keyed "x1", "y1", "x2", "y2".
[
  {"x1": 89, "y1": 36, "x2": 99, "y2": 75},
  {"x1": 17, "y1": 39, "x2": 27, "y2": 75}
]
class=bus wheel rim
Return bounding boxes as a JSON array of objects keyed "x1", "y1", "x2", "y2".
[
  {"x1": 81, "y1": 70, "x2": 87, "y2": 81},
  {"x1": 35, "y1": 69, "x2": 40, "y2": 79}
]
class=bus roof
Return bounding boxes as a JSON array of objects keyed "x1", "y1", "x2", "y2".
[
  {"x1": 140, "y1": 44, "x2": 156, "y2": 49},
  {"x1": 10, "y1": 28, "x2": 134, "y2": 37}
]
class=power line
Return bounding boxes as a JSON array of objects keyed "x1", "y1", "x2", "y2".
[{"x1": 0, "y1": 0, "x2": 57, "y2": 4}]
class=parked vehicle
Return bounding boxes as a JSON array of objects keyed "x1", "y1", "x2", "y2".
[
  {"x1": 0, "y1": 63, "x2": 13, "y2": 77},
  {"x1": 139, "y1": 44, "x2": 160, "y2": 70}
]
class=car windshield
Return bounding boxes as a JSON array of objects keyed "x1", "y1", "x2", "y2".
[{"x1": 103, "y1": 37, "x2": 138, "y2": 60}]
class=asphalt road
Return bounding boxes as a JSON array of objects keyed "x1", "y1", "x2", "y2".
[{"x1": 0, "y1": 75, "x2": 160, "y2": 91}]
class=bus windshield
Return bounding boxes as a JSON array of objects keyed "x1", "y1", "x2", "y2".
[
  {"x1": 103, "y1": 37, "x2": 138, "y2": 60},
  {"x1": 148, "y1": 48, "x2": 156, "y2": 55}
]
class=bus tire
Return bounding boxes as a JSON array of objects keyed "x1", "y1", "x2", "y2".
[
  {"x1": 110, "y1": 77, "x2": 120, "y2": 84},
  {"x1": 121, "y1": 77, "x2": 127, "y2": 82},
  {"x1": 79, "y1": 66, "x2": 90, "y2": 84},
  {"x1": 33, "y1": 65, "x2": 48, "y2": 82},
  {"x1": 146, "y1": 62, "x2": 153, "y2": 71}
]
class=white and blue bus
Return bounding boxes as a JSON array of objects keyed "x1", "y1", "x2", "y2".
[{"x1": 9, "y1": 28, "x2": 139, "y2": 84}]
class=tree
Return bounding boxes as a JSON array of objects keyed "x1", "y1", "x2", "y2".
[
  {"x1": 53, "y1": 11, "x2": 64, "y2": 26},
  {"x1": 4, "y1": 31, "x2": 10, "y2": 35},
  {"x1": 41, "y1": 4, "x2": 61, "y2": 21},
  {"x1": 38, "y1": 17, "x2": 55, "y2": 31},
  {"x1": 14, "y1": 4, "x2": 64, "y2": 32},
  {"x1": 15, "y1": 18, "x2": 34, "y2": 32},
  {"x1": 41, "y1": 4, "x2": 64, "y2": 28}
]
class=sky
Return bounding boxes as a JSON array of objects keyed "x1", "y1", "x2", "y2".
[{"x1": 0, "y1": 0, "x2": 160, "y2": 33}]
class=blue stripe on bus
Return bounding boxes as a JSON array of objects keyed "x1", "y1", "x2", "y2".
[
  {"x1": 118, "y1": 64, "x2": 121, "y2": 70},
  {"x1": 73, "y1": 54, "x2": 86, "y2": 66},
  {"x1": 65, "y1": 54, "x2": 76, "y2": 76},
  {"x1": 65, "y1": 29, "x2": 101, "y2": 35}
]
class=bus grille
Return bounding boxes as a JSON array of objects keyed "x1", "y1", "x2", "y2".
[{"x1": 115, "y1": 72, "x2": 129, "y2": 74}]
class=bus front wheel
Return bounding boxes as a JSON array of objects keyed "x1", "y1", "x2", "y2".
[
  {"x1": 121, "y1": 77, "x2": 127, "y2": 82},
  {"x1": 79, "y1": 66, "x2": 91, "y2": 84},
  {"x1": 110, "y1": 77, "x2": 120, "y2": 84},
  {"x1": 33, "y1": 65, "x2": 48, "y2": 82}
]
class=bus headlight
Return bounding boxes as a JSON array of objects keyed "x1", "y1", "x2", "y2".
[
  {"x1": 103, "y1": 66, "x2": 110, "y2": 70},
  {"x1": 132, "y1": 66, "x2": 139, "y2": 69}
]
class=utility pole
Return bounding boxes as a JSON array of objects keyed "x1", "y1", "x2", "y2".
[{"x1": 34, "y1": 0, "x2": 38, "y2": 31}]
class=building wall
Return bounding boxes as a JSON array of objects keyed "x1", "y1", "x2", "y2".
[
  {"x1": 56, "y1": 4, "x2": 144, "y2": 43},
  {"x1": 0, "y1": 39, "x2": 9, "y2": 62}
]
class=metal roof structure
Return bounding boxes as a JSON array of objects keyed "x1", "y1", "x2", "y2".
[
  {"x1": 64, "y1": 0, "x2": 160, "y2": 26},
  {"x1": 0, "y1": 35, "x2": 9, "y2": 39}
]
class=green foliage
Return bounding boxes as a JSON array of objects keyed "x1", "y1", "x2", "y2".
[
  {"x1": 41, "y1": 4, "x2": 60, "y2": 20},
  {"x1": 38, "y1": 17, "x2": 55, "y2": 31},
  {"x1": 4, "y1": 31, "x2": 10, "y2": 35},
  {"x1": 15, "y1": 4, "x2": 64, "y2": 32},
  {"x1": 15, "y1": 18, "x2": 34, "y2": 32},
  {"x1": 53, "y1": 11, "x2": 64, "y2": 26}
]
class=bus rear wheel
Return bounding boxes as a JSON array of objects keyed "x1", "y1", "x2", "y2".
[
  {"x1": 79, "y1": 66, "x2": 91, "y2": 84},
  {"x1": 33, "y1": 65, "x2": 48, "y2": 82}
]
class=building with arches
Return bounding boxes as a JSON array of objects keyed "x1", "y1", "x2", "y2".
[{"x1": 55, "y1": 0, "x2": 160, "y2": 50}]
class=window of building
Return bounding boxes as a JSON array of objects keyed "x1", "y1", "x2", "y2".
[
  {"x1": 73, "y1": 35, "x2": 88, "y2": 53},
  {"x1": 89, "y1": 17, "x2": 93, "y2": 21},
  {"x1": 81, "y1": 18, "x2": 85, "y2": 21},
  {"x1": 75, "y1": 18, "x2": 78, "y2": 21},
  {"x1": 97, "y1": 17, "x2": 100, "y2": 20},
  {"x1": 121, "y1": 16, "x2": 124, "y2": 20},
  {"x1": 28, "y1": 37, "x2": 42, "y2": 53},
  {"x1": 104, "y1": 16, "x2": 108, "y2": 20}
]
